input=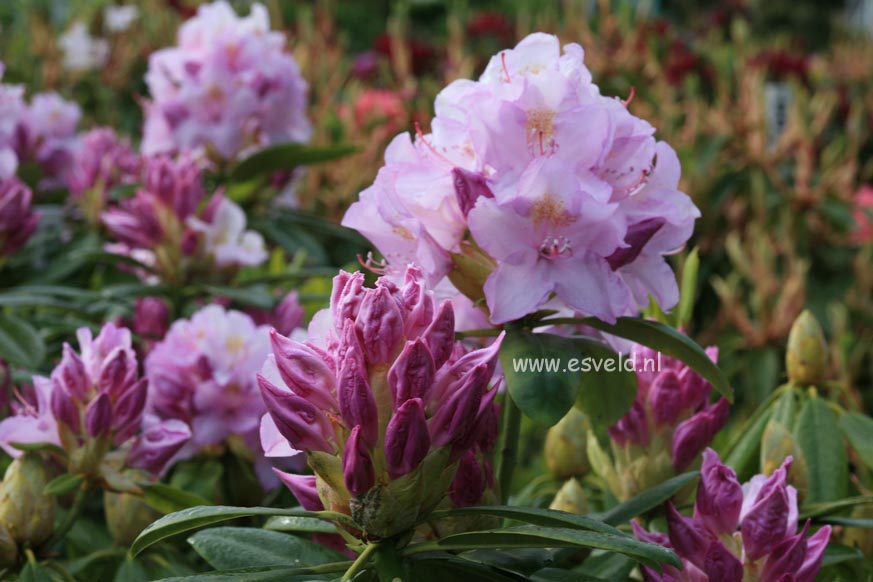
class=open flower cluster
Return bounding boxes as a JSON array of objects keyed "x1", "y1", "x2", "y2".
[
  {"x1": 343, "y1": 32, "x2": 699, "y2": 324},
  {"x1": 588, "y1": 343, "x2": 728, "y2": 501},
  {"x1": 145, "y1": 305, "x2": 271, "y2": 460},
  {"x1": 0, "y1": 323, "x2": 190, "y2": 478},
  {"x1": 0, "y1": 63, "x2": 80, "y2": 187},
  {"x1": 633, "y1": 449, "x2": 830, "y2": 582},
  {"x1": 259, "y1": 266, "x2": 502, "y2": 538},
  {"x1": 0, "y1": 178, "x2": 38, "y2": 259},
  {"x1": 142, "y1": 0, "x2": 311, "y2": 162},
  {"x1": 102, "y1": 153, "x2": 266, "y2": 282}
]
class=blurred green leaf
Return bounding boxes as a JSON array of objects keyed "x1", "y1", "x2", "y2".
[
  {"x1": 428, "y1": 506, "x2": 626, "y2": 536},
  {"x1": 230, "y1": 143, "x2": 358, "y2": 182},
  {"x1": 188, "y1": 527, "x2": 346, "y2": 570},
  {"x1": 142, "y1": 483, "x2": 213, "y2": 515},
  {"x1": 838, "y1": 412, "x2": 873, "y2": 470},
  {"x1": 43, "y1": 473, "x2": 85, "y2": 496},
  {"x1": 794, "y1": 394, "x2": 848, "y2": 502},
  {"x1": 573, "y1": 337, "x2": 638, "y2": 428},
  {"x1": 0, "y1": 313, "x2": 46, "y2": 368},
  {"x1": 263, "y1": 516, "x2": 338, "y2": 534},
  {"x1": 589, "y1": 471, "x2": 699, "y2": 526}
]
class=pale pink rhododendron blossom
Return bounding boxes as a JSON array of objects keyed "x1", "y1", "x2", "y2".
[
  {"x1": 145, "y1": 305, "x2": 271, "y2": 463},
  {"x1": 0, "y1": 323, "x2": 190, "y2": 476},
  {"x1": 259, "y1": 266, "x2": 501, "y2": 537},
  {"x1": 343, "y1": 33, "x2": 699, "y2": 324},
  {"x1": 633, "y1": 449, "x2": 830, "y2": 582},
  {"x1": 142, "y1": 0, "x2": 311, "y2": 162}
]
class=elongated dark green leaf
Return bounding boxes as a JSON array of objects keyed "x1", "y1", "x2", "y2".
[
  {"x1": 142, "y1": 483, "x2": 212, "y2": 515},
  {"x1": 821, "y1": 543, "x2": 864, "y2": 567},
  {"x1": 19, "y1": 561, "x2": 55, "y2": 582},
  {"x1": 114, "y1": 557, "x2": 150, "y2": 582},
  {"x1": 143, "y1": 564, "x2": 347, "y2": 582},
  {"x1": 44, "y1": 473, "x2": 85, "y2": 496},
  {"x1": 559, "y1": 317, "x2": 732, "y2": 401},
  {"x1": 530, "y1": 568, "x2": 609, "y2": 582},
  {"x1": 800, "y1": 496, "x2": 873, "y2": 519},
  {"x1": 409, "y1": 555, "x2": 529, "y2": 582},
  {"x1": 425, "y1": 526, "x2": 679, "y2": 569},
  {"x1": 499, "y1": 331, "x2": 580, "y2": 426},
  {"x1": 676, "y1": 248, "x2": 699, "y2": 329},
  {"x1": 202, "y1": 285, "x2": 275, "y2": 309},
  {"x1": 131, "y1": 506, "x2": 348, "y2": 556},
  {"x1": 817, "y1": 517, "x2": 873, "y2": 529},
  {"x1": 572, "y1": 337, "x2": 637, "y2": 427},
  {"x1": 189, "y1": 527, "x2": 346, "y2": 570},
  {"x1": 264, "y1": 516, "x2": 337, "y2": 534},
  {"x1": 794, "y1": 395, "x2": 848, "y2": 502},
  {"x1": 722, "y1": 388, "x2": 781, "y2": 480},
  {"x1": 589, "y1": 471, "x2": 699, "y2": 526},
  {"x1": 231, "y1": 144, "x2": 358, "y2": 182},
  {"x1": 0, "y1": 313, "x2": 45, "y2": 368},
  {"x1": 838, "y1": 412, "x2": 873, "y2": 470},
  {"x1": 428, "y1": 506, "x2": 625, "y2": 537}
]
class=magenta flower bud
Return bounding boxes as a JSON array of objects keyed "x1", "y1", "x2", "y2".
[
  {"x1": 273, "y1": 470, "x2": 323, "y2": 511},
  {"x1": 337, "y1": 360, "x2": 378, "y2": 448},
  {"x1": 133, "y1": 297, "x2": 170, "y2": 339},
  {"x1": 702, "y1": 539, "x2": 744, "y2": 582},
  {"x1": 272, "y1": 291, "x2": 305, "y2": 336},
  {"x1": 343, "y1": 425, "x2": 375, "y2": 497},
  {"x1": 795, "y1": 526, "x2": 831, "y2": 582},
  {"x1": 53, "y1": 344, "x2": 88, "y2": 400},
  {"x1": 741, "y1": 474, "x2": 791, "y2": 561},
  {"x1": 449, "y1": 450, "x2": 486, "y2": 507},
  {"x1": 84, "y1": 392, "x2": 113, "y2": 438},
  {"x1": 605, "y1": 217, "x2": 666, "y2": 271},
  {"x1": 473, "y1": 388, "x2": 500, "y2": 452},
  {"x1": 671, "y1": 397, "x2": 730, "y2": 471},
  {"x1": 648, "y1": 369, "x2": 683, "y2": 425},
  {"x1": 356, "y1": 286, "x2": 404, "y2": 364},
  {"x1": 609, "y1": 400, "x2": 650, "y2": 448},
  {"x1": 760, "y1": 521, "x2": 808, "y2": 582},
  {"x1": 331, "y1": 271, "x2": 365, "y2": 323},
  {"x1": 270, "y1": 330, "x2": 337, "y2": 411},
  {"x1": 0, "y1": 178, "x2": 39, "y2": 257},
  {"x1": 388, "y1": 339, "x2": 435, "y2": 406},
  {"x1": 111, "y1": 378, "x2": 148, "y2": 443},
  {"x1": 50, "y1": 384, "x2": 80, "y2": 434},
  {"x1": 127, "y1": 419, "x2": 191, "y2": 475},
  {"x1": 258, "y1": 374, "x2": 335, "y2": 454},
  {"x1": 695, "y1": 448, "x2": 743, "y2": 535},
  {"x1": 384, "y1": 398, "x2": 430, "y2": 479},
  {"x1": 422, "y1": 300, "x2": 456, "y2": 368},
  {"x1": 452, "y1": 167, "x2": 495, "y2": 217},
  {"x1": 666, "y1": 502, "x2": 708, "y2": 570},
  {"x1": 97, "y1": 348, "x2": 135, "y2": 399},
  {"x1": 429, "y1": 363, "x2": 488, "y2": 448}
]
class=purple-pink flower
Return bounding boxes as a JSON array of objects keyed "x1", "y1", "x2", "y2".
[
  {"x1": 259, "y1": 266, "x2": 501, "y2": 537},
  {"x1": 0, "y1": 177, "x2": 39, "y2": 258},
  {"x1": 142, "y1": 0, "x2": 311, "y2": 162},
  {"x1": 66, "y1": 127, "x2": 141, "y2": 211},
  {"x1": 343, "y1": 33, "x2": 699, "y2": 324},
  {"x1": 633, "y1": 449, "x2": 830, "y2": 582}
]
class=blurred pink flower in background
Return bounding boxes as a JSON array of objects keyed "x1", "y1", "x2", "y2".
[
  {"x1": 852, "y1": 185, "x2": 873, "y2": 244},
  {"x1": 0, "y1": 178, "x2": 39, "y2": 258}
]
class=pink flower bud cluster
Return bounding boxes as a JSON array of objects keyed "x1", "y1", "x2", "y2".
[
  {"x1": 609, "y1": 344, "x2": 729, "y2": 472},
  {"x1": 0, "y1": 178, "x2": 39, "y2": 258},
  {"x1": 142, "y1": 0, "x2": 311, "y2": 162},
  {"x1": 633, "y1": 449, "x2": 830, "y2": 582},
  {"x1": 145, "y1": 305, "x2": 271, "y2": 459},
  {"x1": 0, "y1": 323, "x2": 190, "y2": 476},
  {"x1": 343, "y1": 33, "x2": 699, "y2": 324},
  {"x1": 66, "y1": 127, "x2": 141, "y2": 203},
  {"x1": 259, "y1": 266, "x2": 502, "y2": 537}
]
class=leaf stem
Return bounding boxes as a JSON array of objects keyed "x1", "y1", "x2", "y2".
[
  {"x1": 496, "y1": 393, "x2": 522, "y2": 505},
  {"x1": 373, "y1": 541, "x2": 404, "y2": 582},
  {"x1": 341, "y1": 542, "x2": 378, "y2": 581},
  {"x1": 46, "y1": 483, "x2": 88, "y2": 552}
]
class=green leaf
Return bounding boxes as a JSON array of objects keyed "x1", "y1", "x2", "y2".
[
  {"x1": 817, "y1": 516, "x2": 873, "y2": 529},
  {"x1": 556, "y1": 317, "x2": 732, "y2": 401},
  {"x1": 572, "y1": 337, "x2": 637, "y2": 427},
  {"x1": 794, "y1": 394, "x2": 848, "y2": 502},
  {"x1": 821, "y1": 543, "x2": 864, "y2": 567},
  {"x1": 10, "y1": 441, "x2": 67, "y2": 457},
  {"x1": 19, "y1": 561, "x2": 55, "y2": 582},
  {"x1": 0, "y1": 313, "x2": 46, "y2": 368},
  {"x1": 722, "y1": 388, "x2": 780, "y2": 480},
  {"x1": 114, "y1": 557, "x2": 150, "y2": 582},
  {"x1": 676, "y1": 248, "x2": 699, "y2": 329},
  {"x1": 498, "y1": 331, "x2": 581, "y2": 426},
  {"x1": 202, "y1": 285, "x2": 276, "y2": 309},
  {"x1": 838, "y1": 412, "x2": 873, "y2": 470},
  {"x1": 409, "y1": 555, "x2": 529, "y2": 582},
  {"x1": 43, "y1": 473, "x2": 85, "y2": 496},
  {"x1": 189, "y1": 527, "x2": 346, "y2": 570},
  {"x1": 421, "y1": 526, "x2": 679, "y2": 569},
  {"x1": 230, "y1": 143, "x2": 358, "y2": 182},
  {"x1": 800, "y1": 496, "x2": 873, "y2": 519},
  {"x1": 428, "y1": 506, "x2": 626, "y2": 537},
  {"x1": 589, "y1": 471, "x2": 699, "y2": 526},
  {"x1": 530, "y1": 568, "x2": 609, "y2": 582},
  {"x1": 131, "y1": 506, "x2": 347, "y2": 557},
  {"x1": 263, "y1": 516, "x2": 338, "y2": 534},
  {"x1": 140, "y1": 564, "x2": 347, "y2": 582},
  {"x1": 142, "y1": 483, "x2": 213, "y2": 515}
]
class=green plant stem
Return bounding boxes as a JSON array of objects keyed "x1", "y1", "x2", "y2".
[
  {"x1": 496, "y1": 394, "x2": 522, "y2": 505},
  {"x1": 373, "y1": 542, "x2": 404, "y2": 582},
  {"x1": 46, "y1": 484, "x2": 88, "y2": 552},
  {"x1": 341, "y1": 542, "x2": 378, "y2": 581}
]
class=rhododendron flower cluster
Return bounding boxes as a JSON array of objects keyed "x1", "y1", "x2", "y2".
[
  {"x1": 0, "y1": 323, "x2": 190, "y2": 478},
  {"x1": 145, "y1": 305, "x2": 271, "y2": 460},
  {"x1": 67, "y1": 127, "x2": 141, "y2": 217},
  {"x1": 142, "y1": 0, "x2": 311, "y2": 162},
  {"x1": 101, "y1": 154, "x2": 266, "y2": 282},
  {"x1": 0, "y1": 178, "x2": 38, "y2": 259},
  {"x1": 633, "y1": 449, "x2": 830, "y2": 582},
  {"x1": 588, "y1": 343, "x2": 728, "y2": 500},
  {"x1": 259, "y1": 266, "x2": 502, "y2": 537},
  {"x1": 344, "y1": 33, "x2": 699, "y2": 324}
]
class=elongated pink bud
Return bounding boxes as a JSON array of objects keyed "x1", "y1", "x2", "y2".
[
  {"x1": 331, "y1": 271, "x2": 365, "y2": 324},
  {"x1": 112, "y1": 378, "x2": 148, "y2": 443},
  {"x1": 429, "y1": 364, "x2": 487, "y2": 448},
  {"x1": 795, "y1": 526, "x2": 831, "y2": 582},
  {"x1": 450, "y1": 450, "x2": 486, "y2": 507},
  {"x1": 273, "y1": 470, "x2": 323, "y2": 511},
  {"x1": 270, "y1": 330, "x2": 337, "y2": 411},
  {"x1": 50, "y1": 383, "x2": 80, "y2": 433},
  {"x1": 606, "y1": 217, "x2": 665, "y2": 270},
  {"x1": 85, "y1": 392, "x2": 113, "y2": 438},
  {"x1": 671, "y1": 397, "x2": 730, "y2": 471},
  {"x1": 343, "y1": 425, "x2": 375, "y2": 497},
  {"x1": 741, "y1": 474, "x2": 791, "y2": 561},
  {"x1": 608, "y1": 399, "x2": 650, "y2": 448},
  {"x1": 337, "y1": 360, "x2": 378, "y2": 448},
  {"x1": 355, "y1": 286, "x2": 404, "y2": 364},
  {"x1": 648, "y1": 369, "x2": 683, "y2": 425},
  {"x1": 760, "y1": 521, "x2": 808, "y2": 582},
  {"x1": 384, "y1": 398, "x2": 430, "y2": 479},
  {"x1": 401, "y1": 270, "x2": 434, "y2": 338},
  {"x1": 422, "y1": 300, "x2": 455, "y2": 368},
  {"x1": 702, "y1": 539, "x2": 743, "y2": 582},
  {"x1": 258, "y1": 374, "x2": 335, "y2": 454},
  {"x1": 98, "y1": 348, "x2": 134, "y2": 398},
  {"x1": 666, "y1": 502, "x2": 708, "y2": 570},
  {"x1": 127, "y1": 419, "x2": 191, "y2": 474},
  {"x1": 695, "y1": 448, "x2": 742, "y2": 536},
  {"x1": 133, "y1": 297, "x2": 170, "y2": 339},
  {"x1": 54, "y1": 344, "x2": 88, "y2": 400},
  {"x1": 388, "y1": 339, "x2": 435, "y2": 406}
]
